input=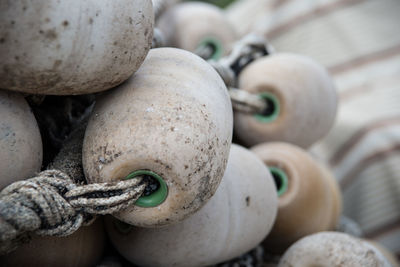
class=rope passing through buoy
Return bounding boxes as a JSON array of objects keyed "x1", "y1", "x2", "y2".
[
  {"x1": 151, "y1": 29, "x2": 275, "y2": 115},
  {"x1": 0, "y1": 170, "x2": 147, "y2": 255},
  {"x1": 228, "y1": 87, "x2": 267, "y2": 115},
  {"x1": 208, "y1": 34, "x2": 275, "y2": 115},
  {"x1": 0, "y1": 125, "x2": 151, "y2": 255}
]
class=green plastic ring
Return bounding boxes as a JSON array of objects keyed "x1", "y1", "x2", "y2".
[
  {"x1": 254, "y1": 92, "x2": 280, "y2": 123},
  {"x1": 269, "y1": 166, "x2": 289, "y2": 197},
  {"x1": 197, "y1": 37, "x2": 224, "y2": 60},
  {"x1": 125, "y1": 170, "x2": 168, "y2": 208}
]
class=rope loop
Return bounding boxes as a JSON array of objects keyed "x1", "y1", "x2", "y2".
[
  {"x1": 228, "y1": 88, "x2": 266, "y2": 114},
  {"x1": 0, "y1": 170, "x2": 146, "y2": 255}
]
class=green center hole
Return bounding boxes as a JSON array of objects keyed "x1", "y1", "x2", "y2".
[
  {"x1": 197, "y1": 37, "x2": 223, "y2": 60},
  {"x1": 254, "y1": 92, "x2": 280, "y2": 123},
  {"x1": 269, "y1": 166, "x2": 288, "y2": 197},
  {"x1": 125, "y1": 170, "x2": 168, "y2": 208}
]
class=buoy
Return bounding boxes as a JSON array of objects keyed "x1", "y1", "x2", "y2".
[
  {"x1": 157, "y1": 2, "x2": 236, "y2": 60},
  {"x1": 83, "y1": 48, "x2": 233, "y2": 227},
  {"x1": 367, "y1": 240, "x2": 400, "y2": 267},
  {"x1": 0, "y1": 90, "x2": 42, "y2": 190},
  {"x1": 0, "y1": 218, "x2": 105, "y2": 267},
  {"x1": 235, "y1": 53, "x2": 337, "y2": 148},
  {"x1": 278, "y1": 232, "x2": 392, "y2": 267},
  {"x1": 0, "y1": 0, "x2": 153, "y2": 95},
  {"x1": 105, "y1": 144, "x2": 278, "y2": 267},
  {"x1": 251, "y1": 142, "x2": 342, "y2": 253}
]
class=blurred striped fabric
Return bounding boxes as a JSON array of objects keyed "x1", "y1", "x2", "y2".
[{"x1": 227, "y1": 0, "x2": 400, "y2": 258}]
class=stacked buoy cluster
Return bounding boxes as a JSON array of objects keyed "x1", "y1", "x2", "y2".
[{"x1": 0, "y1": 1, "x2": 398, "y2": 266}]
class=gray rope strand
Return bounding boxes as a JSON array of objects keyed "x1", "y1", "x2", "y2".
[
  {"x1": 65, "y1": 176, "x2": 146, "y2": 215},
  {"x1": 0, "y1": 170, "x2": 146, "y2": 255},
  {"x1": 208, "y1": 60, "x2": 236, "y2": 89},
  {"x1": 0, "y1": 125, "x2": 147, "y2": 255},
  {"x1": 209, "y1": 34, "x2": 275, "y2": 115}
]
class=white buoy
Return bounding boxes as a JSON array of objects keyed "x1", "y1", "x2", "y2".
[
  {"x1": 251, "y1": 142, "x2": 342, "y2": 253},
  {"x1": 157, "y1": 2, "x2": 236, "y2": 60},
  {"x1": 0, "y1": 90, "x2": 42, "y2": 190},
  {"x1": 83, "y1": 48, "x2": 233, "y2": 227},
  {"x1": 279, "y1": 232, "x2": 392, "y2": 267},
  {"x1": 235, "y1": 53, "x2": 337, "y2": 148},
  {"x1": 106, "y1": 144, "x2": 278, "y2": 267},
  {"x1": 0, "y1": 0, "x2": 153, "y2": 95}
]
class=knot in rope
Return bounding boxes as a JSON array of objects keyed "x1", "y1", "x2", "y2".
[{"x1": 0, "y1": 170, "x2": 146, "y2": 254}]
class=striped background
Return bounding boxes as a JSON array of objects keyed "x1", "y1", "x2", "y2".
[{"x1": 227, "y1": 0, "x2": 400, "y2": 258}]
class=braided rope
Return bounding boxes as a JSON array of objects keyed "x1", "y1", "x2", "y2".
[
  {"x1": 0, "y1": 170, "x2": 146, "y2": 255},
  {"x1": 208, "y1": 34, "x2": 275, "y2": 115},
  {"x1": 228, "y1": 88, "x2": 266, "y2": 114}
]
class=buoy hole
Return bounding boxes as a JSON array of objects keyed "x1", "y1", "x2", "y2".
[
  {"x1": 254, "y1": 92, "x2": 280, "y2": 123},
  {"x1": 272, "y1": 172, "x2": 282, "y2": 191},
  {"x1": 260, "y1": 96, "x2": 276, "y2": 117},
  {"x1": 197, "y1": 37, "x2": 223, "y2": 60},
  {"x1": 142, "y1": 175, "x2": 160, "y2": 196},
  {"x1": 269, "y1": 166, "x2": 289, "y2": 197},
  {"x1": 204, "y1": 42, "x2": 217, "y2": 57},
  {"x1": 125, "y1": 170, "x2": 168, "y2": 208}
]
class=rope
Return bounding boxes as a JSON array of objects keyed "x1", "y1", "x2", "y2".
[
  {"x1": 195, "y1": 44, "x2": 215, "y2": 60},
  {"x1": 209, "y1": 60, "x2": 236, "y2": 88},
  {"x1": 228, "y1": 88, "x2": 266, "y2": 114},
  {"x1": 0, "y1": 170, "x2": 146, "y2": 254},
  {"x1": 208, "y1": 34, "x2": 274, "y2": 114}
]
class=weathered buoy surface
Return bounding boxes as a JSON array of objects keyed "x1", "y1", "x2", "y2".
[
  {"x1": 0, "y1": 0, "x2": 153, "y2": 95},
  {"x1": 235, "y1": 53, "x2": 337, "y2": 148},
  {"x1": 319, "y1": 162, "x2": 343, "y2": 230},
  {"x1": 367, "y1": 240, "x2": 400, "y2": 267},
  {"x1": 83, "y1": 48, "x2": 233, "y2": 227},
  {"x1": 0, "y1": 219, "x2": 105, "y2": 267},
  {"x1": 0, "y1": 90, "x2": 42, "y2": 190},
  {"x1": 157, "y1": 2, "x2": 236, "y2": 60},
  {"x1": 106, "y1": 144, "x2": 278, "y2": 267},
  {"x1": 251, "y1": 142, "x2": 342, "y2": 253},
  {"x1": 278, "y1": 232, "x2": 391, "y2": 267}
]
